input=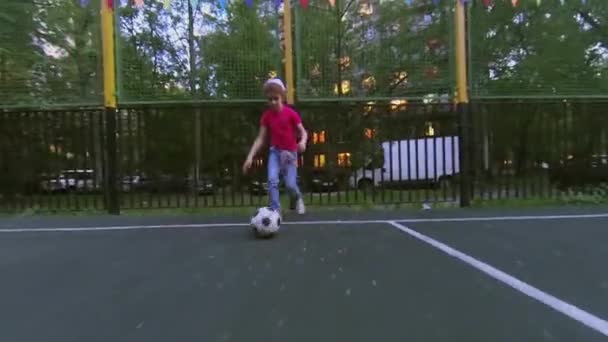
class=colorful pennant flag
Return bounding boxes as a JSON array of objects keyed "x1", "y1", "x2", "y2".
[
  {"x1": 300, "y1": 0, "x2": 308, "y2": 8},
  {"x1": 134, "y1": 0, "x2": 144, "y2": 7},
  {"x1": 482, "y1": 0, "x2": 492, "y2": 6},
  {"x1": 245, "y1": 0, "x2": 253, "y2": 7},
  {"x1": 163, "y1": 0, "x2": 171, "y2": 9},
  {"x1": 80, "y1": 0, "x2": 89, "y2": 7},
  {"x1": 511, "y1": 0, "x2": 518, "y2": 7},
  {"x1": 106, "y1": 0, "x2": 114, "y2": 9},
  {"x1": 328, "y1": 0, "x2": 336, "y2": 7}
]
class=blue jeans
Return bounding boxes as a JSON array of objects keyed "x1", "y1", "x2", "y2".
[{"x1": 268, "y1": 146, "x2": 301, "y2": 210}]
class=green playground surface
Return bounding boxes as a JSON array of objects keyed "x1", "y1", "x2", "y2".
[{"x1": 1, "y1": 207, "x2": 608, "y2": 341}]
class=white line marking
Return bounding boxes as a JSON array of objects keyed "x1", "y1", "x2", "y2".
[
  {"x1": 397, "y1": 213, "x2": 608, "y2": 223},
  {"x1": 0, "y1": 220, "x2": 382, "y2": 233},
  {"x1": 387, "y1": 220, "x2": 608, "y2": 336},
  {"x1": 0, "y1": 213, "x2": 607, "y2": 233}
]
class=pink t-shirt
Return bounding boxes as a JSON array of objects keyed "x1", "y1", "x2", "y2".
[{"x1": 260, "y1": 106, "x2": 302, "y2": 151}]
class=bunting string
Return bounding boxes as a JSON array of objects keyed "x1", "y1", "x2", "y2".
[{"x1": 81, "y1": 0, "x2": 593, "y2": 11}]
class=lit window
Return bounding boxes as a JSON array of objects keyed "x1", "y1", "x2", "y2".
[
  {"x1": 390, "y1": 71, "x2": 408, "y2": 87},
  {"x1": 313, "y1": 131, "x2": 326, "y2": 144},
  {"x1": 363, "y1": 101, "x2": 375, "y2": 115},
  {"x1": 310, "y1": 63, "x2": 321, "y2": 78},
  {"x1": 389, "y1": 99, "x2": 408, "y2": 112},
  {"x1": 359, "y1": 2, "x2": 373, "y2": 16},
  {"x1": 424, "y1": 122, "x2": 435, "y2": 136},
  {"x1": 339, "y1": 56, "x2": 351, "y2": 70},
  {"x1": 333, "y1": 80, "x2": 351, "y2": 95},
  {"x1": 362, "y1": 75, "x2": 376, "y2": 89},
  {"x1": 314, "y1": 154, "x2": 326, "y2": 168},
  {"x1": 337, "y1": 153, "x2": 352, "y2": 167}
]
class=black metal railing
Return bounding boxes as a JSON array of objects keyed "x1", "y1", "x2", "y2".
[
  {"x1": 470, "y1": 100, "x2": 608, "y2": 202},
  {"x1": 0, "y1": 107, "x2": 107, "y2": 212},
  {"x1": 1, "y1": 100, "x2": 606, "y2": 213}
]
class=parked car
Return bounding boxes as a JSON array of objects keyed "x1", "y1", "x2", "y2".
[
  {"x1": 190, "y1": 175, "x2": 215, "y2": 195},
  {"x1": 549, "y1": 154, "x2": 608, "y2": 190},
  {"x1": 249, "y1": 175, "x2": 302, "y2": 196},
  {"x1": 40, "y1": 169, "x2": 98, "y2": 193},
  {"x1": 308, "y1": 170, "x2": 339, "y2": 192}
]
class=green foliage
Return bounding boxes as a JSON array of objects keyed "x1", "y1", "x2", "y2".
[
  {"x1": 117, "y1": 0, "x2": 281, "y2": 102},
  {"x1": 0, "y1": 0, "x2": 102, "y2": 107},
  {"x1": 296, "y1": 0, "x2": 453, "y2": 100},
  {"x1": 469, "y1": 0, "x2": 608, "y2": 98},
  {"x1": 558, "y1": 183, "x2": 608, "y2": 204},
  {"x1": 2, "y1": 0, "x2": 606, "y2": 107}
]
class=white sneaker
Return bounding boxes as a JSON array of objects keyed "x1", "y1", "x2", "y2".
[{"x1": 296, "y1": 198, "x2": 305, "y2": 214}]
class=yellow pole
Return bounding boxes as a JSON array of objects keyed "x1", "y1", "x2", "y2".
[
  {"x1": 454, "y1": 0, "x2": 469, "y2": 104},
  {"x1": 100, "y1": 0, "x2": 120, "y2": 214},
  {"x1": 101, "y1": 0, "x2": 117, "y2": 108},
  {"x1": 283, "y1": 0, "x2": 295, "y2": 104},
  {"x1": 455, "y1": 0, "x2": 471, "y2": 207}
]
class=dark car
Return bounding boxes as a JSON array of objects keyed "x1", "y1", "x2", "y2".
[
  {"x1": 309, "y1": 170, "x2": 339, "y2": 193},
  {"x1": 549, "y1": 154, "x2": 608, "y2": 190},
  {"x1": 249, "y1": 176, "x2": 302, "y2": 196},
  {"x1": 191, "y1": 175, "x2": 215, "y2": 196}
]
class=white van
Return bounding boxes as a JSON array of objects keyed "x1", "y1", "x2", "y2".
[{"x1": 349, "y1": 136, "x2": 460, "y2": 189}]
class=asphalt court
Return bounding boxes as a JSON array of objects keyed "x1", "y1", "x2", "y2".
[
  {"x1": 1, "y1": 212, "x2": 608, "y2": 341},
  {"x1": 400, "y1": 216, "x2": 608, "y2": 320}
]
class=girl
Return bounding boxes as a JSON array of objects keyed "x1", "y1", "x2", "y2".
[{"x1": 242, "y1": 78, "x2": 307, "y2": 215}]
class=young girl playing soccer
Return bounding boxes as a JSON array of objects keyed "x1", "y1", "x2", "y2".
[{"x1": 242, "y1": 78, "x2": 308, "y2": 215}]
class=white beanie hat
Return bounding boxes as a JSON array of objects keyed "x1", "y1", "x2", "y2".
[{"x1": 264, "y1": 78, "x2": 286, "y2": 91}]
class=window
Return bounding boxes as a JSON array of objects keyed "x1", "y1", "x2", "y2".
[
  {"x1": 313, "y1": 131, "x2": 326, "y2": 144},
  {"x1": 334, "y1": 80, "x2": 351, "y2": 95},
  {"x1": 361, "y1": 75, "x2": 376, "y2": 90},
  {"x1": 314, "y1": 154, "x2": 326, "y2": 168},
  {"x1": 337, "y1": 153, "x2": 352, "y2": 167},
  {"x1": 359, "y1": 2, "x2": 373, "y2": 16},
  {"x1": 389, "y1": 99, "x2": 408, "y2": 112},
  {"x1": 424, "y1": 122, "x2": 435, "y2": 136}
]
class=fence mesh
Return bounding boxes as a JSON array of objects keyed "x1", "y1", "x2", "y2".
[
  {"x1": 116, "y1": 0, "x2": 283, "y2": 104},
  {"x1": 469, "y1": 0, "x2": 608, "y2": 99},
  {"x1": 294, "y1": 0, "x2": 455, "y2": 101},
  {"x1": 0, "y1": 0, "x2": 103, "y2": 108}
]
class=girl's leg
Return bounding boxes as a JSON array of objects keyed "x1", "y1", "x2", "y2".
[
  {"x1": 283, "y1": 151, "x2": 305, "y2": 214},
  {"x1": 267, "y1": 148, "x2": 281, "y2": 210}
]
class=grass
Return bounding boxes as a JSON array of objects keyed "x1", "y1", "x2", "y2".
[{"x1": 1, "y1": 183, "x2": 607, "y2": 218}]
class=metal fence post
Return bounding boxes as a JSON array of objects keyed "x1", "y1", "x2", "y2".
[
  {"x1": 458, "y1": 103, "x2": 472, "y2": 207},
  {"x1": 104, "y1": 109, "x2": 120, "y2": 214}
]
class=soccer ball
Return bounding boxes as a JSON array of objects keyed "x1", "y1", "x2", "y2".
[{"x1": 250, "y1": 207, "x2": 281, "y2": 238}]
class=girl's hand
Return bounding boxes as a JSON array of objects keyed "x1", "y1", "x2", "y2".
[
  {"x1": 242, "y1": 158, "x2": 253, "y2": 174},
  {"x1": 298, "y1": 141, "x2": 306, "y2": 153}
]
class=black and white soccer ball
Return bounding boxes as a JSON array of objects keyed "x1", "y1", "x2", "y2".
[{"x1": 250, "y1": 207, "x2": 281, "y2": 238}]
